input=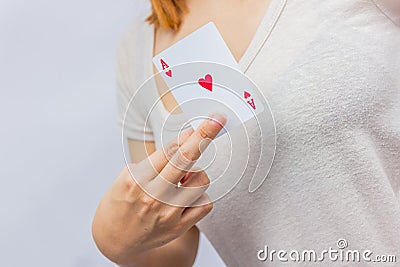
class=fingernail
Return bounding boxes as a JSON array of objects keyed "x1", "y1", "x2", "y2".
[{"x1": 210, "y1": 113, "x2": 227, "y2": 127}]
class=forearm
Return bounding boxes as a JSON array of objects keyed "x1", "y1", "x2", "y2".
[{"x1": 119, "y1": 226, "x2": 200, "y2": 267}]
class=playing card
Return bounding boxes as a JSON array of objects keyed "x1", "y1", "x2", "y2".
[
  {"x1": 152, "y1": 22, "x2": 241, "y2": 82},
  {"x1": 152, "y1": 22, "x2": 265, "y2": 137},
  {"x1": 164, "y1": 62, "x2": 265, "y2": 137}
]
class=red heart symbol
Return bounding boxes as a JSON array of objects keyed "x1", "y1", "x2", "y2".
[
  {"x1": 244, "y1": 91, "x2": 251, "y2": 99},
  {"x1": 198, "y1": 74, "x2": 213, "y2": 91},
  {"x1": 165, "y1": 70, "x2": 172, "y2": 77}
]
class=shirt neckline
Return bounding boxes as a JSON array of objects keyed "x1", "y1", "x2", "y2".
[
  {"x1": 239, "y1": 0, "x2": 287, "y2": 73},
  {"x1": 144, "y1": 0, "x2": 286, "y2": 124}
]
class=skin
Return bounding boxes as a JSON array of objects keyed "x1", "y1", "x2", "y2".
[
  {"x1": 92, "y1": 0, "x2": 271, "y2": 266},
  {"x1": 93, "y1": 116, "x2": 226, "y2": 266},
  {"x1": 155, "y1": 0, "x2": 272, "y2": 114}
]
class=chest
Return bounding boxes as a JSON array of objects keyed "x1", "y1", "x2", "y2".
[
  {"x1": 153, "y1": 0, "x2": 272, "y2": 114},
  {"x1": 147, "y1": 0, "x2": 399, "y2": 148},
  {"x1": 155, "y1": 0, "x2": 271, "y2": 62},
  {"x1": 244, "y1": 7, "x2": 398, "y2": 139}
]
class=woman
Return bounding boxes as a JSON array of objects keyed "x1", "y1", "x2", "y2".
[{"x1": 92, "y1": 0, "x2": 400, "y2": 266}]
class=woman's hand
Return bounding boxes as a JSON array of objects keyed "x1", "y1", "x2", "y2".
[{"x1": 92, "y1": 114, "x2": 226, "y2": 266}]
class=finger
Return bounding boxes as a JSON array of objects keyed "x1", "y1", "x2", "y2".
[
  {"x1": 180, "y1": 194, "x2": 213, "y2": 226},
  {"x1": 135, "y1": 129, "x2": 194, "y2": 178},
  {"x1": 176, "y1": 169, "x2": 210, "y2": 207},
  {"x1": 180, "y1": 168, "x2": 210, "y2": 189},
  {"x1": 147, "y1": 168, "x2": 210, "y2": 207},
  {"x1": 158, "y1": 113, "x2": 226, "y2": 184}
]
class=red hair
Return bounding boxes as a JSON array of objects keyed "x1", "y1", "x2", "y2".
[{"x1": 146, "y1": 0, "x2": 188, "y2": 31}]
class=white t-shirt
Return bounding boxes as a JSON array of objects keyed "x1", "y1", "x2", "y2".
[{"x1": 117, "y1": 0, "x2": 400, "y2": 266}]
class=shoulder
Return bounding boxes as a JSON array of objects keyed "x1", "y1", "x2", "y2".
[
  {"x1": 118, "y1": 7, "x2": 152, "y2": 52},
  {"x1": 117, "y1": 6, "x2": 152, "y2": 63},
  {"x1": 116, "y1": 6, "x2": 153, "y2": 94}
]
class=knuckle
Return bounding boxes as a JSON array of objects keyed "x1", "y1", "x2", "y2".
[
  {"x1": 178, "y1": 129, "x2": 192, "y2": 145},
  {"x1": 179, "y1": 148, "x2": 196, "y2": 162},
  {"x1": 141, "y1": 195, "x2": 156, "y2": 207},
  {"x1": 165, "y1": 140, "x2": 179, "y2": 160},
  {"x1": 138, "y1": 195, "x2": 159, "y2": 214},
  {"x1": 158, "y1": 208, "x2": 177, "y2": 225},
  {"x1": 123, "y1": 178, "x2": 141, "y2": 203},
  {"x1": 198, "y1": 126, "x2": 212, "y2": 140}
]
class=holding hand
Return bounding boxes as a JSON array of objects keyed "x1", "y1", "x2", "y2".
[{"x1": 92, "y1": 114, "x2": 226, "y2": 266}]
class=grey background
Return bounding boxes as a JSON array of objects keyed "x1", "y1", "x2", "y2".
[{"x1": 0, "y1": 0, "x2": 225, "y2": 266}]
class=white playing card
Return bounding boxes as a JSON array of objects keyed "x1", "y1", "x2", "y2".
[
  {"x1": 163, "y1": 62, "x2": 265, "y2": 137},
  {"x1": 153, "y1": 22, "x2": 241, "y2": 79},
  {"x1": 152, "y1": 22, "x2": 265, "y2": 137}
]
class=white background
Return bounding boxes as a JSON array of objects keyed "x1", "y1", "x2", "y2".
[{"x1": 0, "y1": 0, "x2": 225, "y2": 266}]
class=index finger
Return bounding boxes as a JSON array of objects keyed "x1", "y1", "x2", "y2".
[
  {"x1": 129, "y1": 128, "x2": 194, "y2": 184},
  {"x1": 158, "y1": 113, "x2": 227, "y2": 185}
]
